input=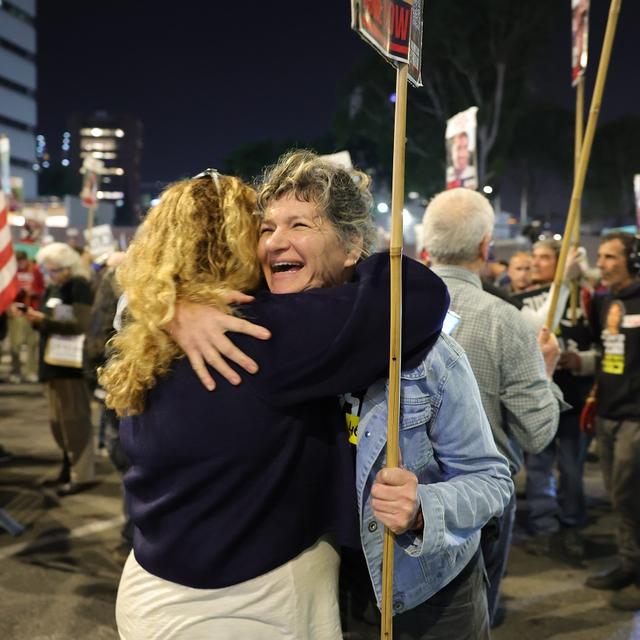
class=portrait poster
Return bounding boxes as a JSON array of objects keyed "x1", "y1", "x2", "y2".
[
  {"x1": 572, "y1": 0, "x2": 589, "y2": 86},
  {"x1": 445, "y1": 106, "x2": 478, "y2": 191}
]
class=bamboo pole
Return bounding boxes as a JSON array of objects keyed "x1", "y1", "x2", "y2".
[
  {"x1": 569, "y1": 76, "x2": 585, "y2": 325},
  {"x1": 380, "y1": 62, "x2": 409, "y2": 640},
  {"x1": 545, "y1": 0, "x2": 622, "y2": 330}
]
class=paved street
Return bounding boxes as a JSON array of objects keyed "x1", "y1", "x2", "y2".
[{"x1": 1, "y1": 368, "x2": 639, "y2": 639}]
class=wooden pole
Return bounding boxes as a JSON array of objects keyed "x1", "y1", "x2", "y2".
[
  {"x1": 86, "y1": 203, "x2": 97, "y2": 245},
  {"x1": 380, "y1": 62, "x2": 408, "y2": 640},
  {"x1": 569, "y1": 76, "x2": 585, "y2": 325},
  {"x1": 545, "y1": 0, "x2": 622, "y2": 330}
]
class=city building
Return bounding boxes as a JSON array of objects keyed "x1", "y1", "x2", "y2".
[
  {"x1": 67, "y1": 111, "x2": 143, "y2": 226},
  {"x1": 0, "y1": 0, "x2": 37, "y2": 198}
]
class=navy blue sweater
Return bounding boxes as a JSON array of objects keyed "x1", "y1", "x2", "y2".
[{"x1": 120, "y1": 254, "x2": 448, "y2": 588}]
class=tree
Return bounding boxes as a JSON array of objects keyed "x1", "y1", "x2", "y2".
[
  {"x1": 222, "y1": 135, "x2": 336, "y2": 184},
  {"x1": 584, "y1": 117, "x2": 640, "y2": 225}
]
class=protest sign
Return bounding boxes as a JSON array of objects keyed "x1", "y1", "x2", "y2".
[
  {"x1": 351, "y1": 0, "x2": 424, "y2": 87},
  {"x1": 445, "y1": 107, "x2": 478, "y2": 190},
  {"x1": 572, "y1": 0, "x2": 590, "y2": 86},
  {"x1": 80, "y1": 157, "x2": 103, "y2": 209},
  {"x1": 319, "y1": 151, "x2": 354, "y2": 170},
  {"x1": 83, "y1": 223, "x2": 116, "y2": 259},
  {"x1": 545, "y1": 0, "x2": 621, "y2": 331},
  {"x1": 351, "y1": 2, "x2": 425, "y2": 635}
]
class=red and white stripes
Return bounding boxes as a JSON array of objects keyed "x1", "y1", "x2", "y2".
[{"x1": 0, "y1": 191, "x2": 18, "y2": 313}]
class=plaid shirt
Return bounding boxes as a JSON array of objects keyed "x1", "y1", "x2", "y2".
[{"x1": 433, "y1": 265, "x2": 562, "y2": 472}]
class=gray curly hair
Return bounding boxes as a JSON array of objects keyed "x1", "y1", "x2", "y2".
[{"x1": 257, "y1": 149, "x2": 377, "y2": 257}]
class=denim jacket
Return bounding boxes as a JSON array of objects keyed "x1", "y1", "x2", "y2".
[{"x1": 355, "y1": 333, "x2": 513, "y2": 614}]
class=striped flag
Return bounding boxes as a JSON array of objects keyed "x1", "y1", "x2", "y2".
[{"x1": 0, "y1": 190, "x2": 18, "y2": 313}]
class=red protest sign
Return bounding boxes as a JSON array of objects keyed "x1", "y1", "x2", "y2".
[
  {"x1": 572, "y1": 0, "x2": 589, "y2": 86},
  {"x1": 352, "y1": 0, "x2": 423, "y2": 87},
  {"x1": 80, "y1": 157, "x2": 104, "y2": 209}
]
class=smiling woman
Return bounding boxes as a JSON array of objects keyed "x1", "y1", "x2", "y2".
[
  {"x1": 258, "y1": 194, "x2": 356, "y2": 293},
  {"x1": 256, "y1": 150, "x2": 376, "y2": 294}
]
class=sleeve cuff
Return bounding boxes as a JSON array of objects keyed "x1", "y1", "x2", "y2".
[
  {"x1": 395, "y1": 485, "x2": 444, "y2": 558},
  {"x1": 550, "y1": 381, "x2": 572, "y2": 412}
]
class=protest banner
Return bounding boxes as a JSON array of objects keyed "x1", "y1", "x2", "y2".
[
  {"x1": 352, "y1": 2, "x2": 423, "y2": 636},
  {"x1": 83, "y1": 223, "x2": 116, "y2": 259},
  {"x1": 570, "y1": 0, "x2": 589, "y2": 324},
  {"x1": 572, "y1": 0, "x2": 590, "y2": 87},
  {"x1": 445, "y1": 107, "x2": 479, "y2": 190},
  {"x1": 319, "y1": 150, "x2": 354, "y2": 170},
  {"x1": 80, "y1": 156, "x2": 104, "y2": 244},
  {"x1": 546, "y1": 0, "x2": 622, "y2": 331},
  {"x1": 351, "y1": 0, "x2": 424, "y2": 87}
]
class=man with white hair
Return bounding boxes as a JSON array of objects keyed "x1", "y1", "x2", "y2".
[{"x1": 422, "y1": 188, "x2": 565, "y2": 626}]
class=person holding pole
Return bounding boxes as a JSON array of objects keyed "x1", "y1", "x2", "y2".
[
  {"x1": 421, "y1": 188, "x2": 566, "y2": 627},
  {"x1": 564, "y1": 232, "x2": 640, "y2": 612},
  {"x1": 169, "y1": 151, "x2": 513, "y2": 639},
  {"x1": 513, "y1": 239, "x2": 594, "y2": 559}
]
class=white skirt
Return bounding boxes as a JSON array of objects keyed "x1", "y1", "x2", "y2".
[{"x1": 116, "y1": 537, "x2": 342, "y2": 640}]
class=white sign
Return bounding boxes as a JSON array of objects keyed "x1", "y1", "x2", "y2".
[
  {"x1": 445, "y1": 106, "x2": 479, "y2": 191},
  {"x1": 44, "y1": 334, "x2": 85, "y2": 368},
  {"x1": 84, "y1": 223, "x2": 115, "y2": 259}
]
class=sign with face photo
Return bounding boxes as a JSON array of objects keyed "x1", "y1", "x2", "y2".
[{"x1": 445, "y1": 107, "x2": 478, "y2": 191}]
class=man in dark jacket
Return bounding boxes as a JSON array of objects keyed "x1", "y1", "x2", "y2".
[{"x1": 576, "y1": 232, "x2": 640, "y2": 611}]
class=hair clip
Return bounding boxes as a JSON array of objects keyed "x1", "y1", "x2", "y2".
[{"x1": 192, "y1": 168, "x2": 221, "y2": 194}]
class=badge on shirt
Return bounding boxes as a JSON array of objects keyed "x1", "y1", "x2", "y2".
[
  {"x1": 601, "y1": 299, "x2": 626, "y2": 375},
  {"x1": 341, "y1": 392, "x2": 365, "y2": 445}
]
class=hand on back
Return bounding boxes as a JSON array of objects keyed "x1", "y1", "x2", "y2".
[{"x1": 169, "y1": 293, "x2": 271, "y2": 390}]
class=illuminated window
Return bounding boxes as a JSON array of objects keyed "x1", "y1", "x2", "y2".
[
  {"x1": 80, "y1": 140, "x2": 117, "y2": 151},
  {"x1": 79, "y1": 127, "x2": 125, "y2": 138},
  {"x1": 97, "y1": 191, "x2": 125, "y2": 200},
  {"x1": 80, "y1": 151, "x2": 117, "y2": 160}
]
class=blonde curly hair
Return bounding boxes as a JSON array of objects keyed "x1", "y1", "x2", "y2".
[{"x1": 100, "y1": 174, "x2": 261, "y2": 416}]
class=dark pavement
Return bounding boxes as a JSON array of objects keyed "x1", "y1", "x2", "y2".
[{"x1": 1, "y1": 361, "x2": 639, "y2": 638}]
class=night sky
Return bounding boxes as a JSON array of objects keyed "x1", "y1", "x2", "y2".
[{"x1": 37, "y1": 1, "x2": 640, "y2": 185}]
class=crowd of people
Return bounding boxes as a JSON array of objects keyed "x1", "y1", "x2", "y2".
[{"x1": 1, "y1": 149, "x2": 639, "y2": 638}]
